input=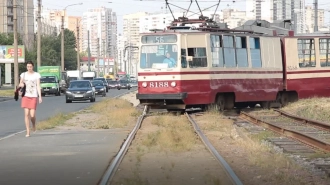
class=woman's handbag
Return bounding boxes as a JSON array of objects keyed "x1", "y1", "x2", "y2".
[{"x1": 14, "y1": 72, "x2": 26, "y2": 101}]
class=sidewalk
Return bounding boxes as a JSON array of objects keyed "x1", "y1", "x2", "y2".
[{"x1": 0, "y1": 127, "x2": 130, "y2": 185}]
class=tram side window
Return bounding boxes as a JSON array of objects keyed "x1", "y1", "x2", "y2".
[
  {"x1": 250, "y1": 37, "x2": 262, "y2": 68},
  {"x1": 223, "y1": 35, "x2": 236, "y2": 67},
  {"x1": 236, "y1": 37, "x2": 248, "y2": 67},
  {"x1": 181, "y1": 49, "x2": 187, "y2": 68},
  {"x1": 187, "y1": 48, "x2": 207, "y2": 68},
  {"x1": 319, "y1": 38, "x2": 330, "y2": 67},
  {"x1": 298, "y1": 39, "x2": 316, "y2": 68},
  {"x1": 210, "y1": 35, "x2": 224, "y2": 67}
]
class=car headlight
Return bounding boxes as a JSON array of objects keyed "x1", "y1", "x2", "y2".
[
  {"x1": 66, "y1": 91, "x2": 72, "y2": 94},
  {"x1": 100, "y1": 88, "x2": 104, "y2": 91},
  {"x1": 86, "y1": 91, "x2": 92, "y2": 93},
  {"x1": 142, "y1": 82, "x2": 147, "y2": 87},
  {"x1": 52, "y1": 86, "x2": 56, "y2": 89}
]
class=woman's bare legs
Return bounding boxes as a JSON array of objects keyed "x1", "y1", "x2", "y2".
[
  {"x1": 30, "y1": 109, "x2": 36, "y2": 131},
  {"x1": 24, "y1": 108, "x2": 30, "y2": 136}
]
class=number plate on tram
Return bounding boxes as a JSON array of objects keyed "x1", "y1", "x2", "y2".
[{"x1": 149, "y1": 82, "x2": 169, "y2": 88}]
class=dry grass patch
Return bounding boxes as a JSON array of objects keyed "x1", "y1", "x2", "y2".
[
  {"x1": 282, "y1": 97, "x2": 330, "y2": 123},
  {"x1": 86, "y1": 98, "x2": 141, "y2": 129},
  {"x1": 196, "y1": 111, "x2": 323, "y2": 185},
  {"x1": 37, "y1": 113, "x2": 75, "y2": 130},
  {"x1": 0, "y1": 89, "x2": 14, "y2": 97},
  {"x1": 141, "y1": 114, "x2": 199, "y2": 152}
]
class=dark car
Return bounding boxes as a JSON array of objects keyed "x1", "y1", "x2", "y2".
[
  {"x1": 93, "y1": 77, "x2": 109, "y2": 92},
  {"x1": 65, "y1": 80, "x2": 96, "y2": 103},
  {"x1": 117, "y1": 80, "x2": 131, "y2": 90},
  {"x1": 107, "y1": 79, "x2": 118, "y2": 89},
  {"x1": 91, "y1": 80, "x2": 106, "y2": 97}
]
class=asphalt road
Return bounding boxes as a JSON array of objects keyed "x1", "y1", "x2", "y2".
[{"x1": 0, "y1": 88, "x2": 136, "y2": 139}]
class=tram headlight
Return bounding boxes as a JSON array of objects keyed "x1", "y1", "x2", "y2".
[
  {"x1": 142, "y1": 82, "x2": 147, "y2": 88},
  {"x1": 171, "y1": 82, "x2": 176, "y2": 87}
]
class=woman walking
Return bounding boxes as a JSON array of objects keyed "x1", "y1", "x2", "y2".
[{"x1": 19, "y1": 61, "x2": 42, "y2": 137}]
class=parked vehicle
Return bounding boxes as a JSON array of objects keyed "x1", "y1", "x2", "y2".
[
  {"x1": 65, "y1": 80, "x2": 96, "y2": 103},
  {"x1": 91, "y1": 80, "x2": 106, "y2": 97},
  {"x1": 38, "y1": 66, "x2": 62, "y2": 96},
  {"x1": 93, "y1": 77, "x2": 109, "y2": 92},
  {"x1": 117, "y1": 80, "x2": 131, "y2": 90}
]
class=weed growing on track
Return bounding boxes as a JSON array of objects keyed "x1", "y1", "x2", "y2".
[
  {"x1": 141, "y1": 114, "x2": 199, "y2": 152},
  {"x1": 37, "y1": 113, "x2": 75, "y2": 130},
  {"x1": 87, "y1": 98, "x2": 141, "y2": 129},
  {"x1": 281, "y1": 97, "x2": 330, "y2": 123},
  {"x1": 197, "y1": 111, "x2": 309, "y2": 185}
]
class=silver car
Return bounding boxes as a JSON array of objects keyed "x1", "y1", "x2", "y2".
[{"x1": 65, "y1": 80, "x2": 96, "y2": 103}]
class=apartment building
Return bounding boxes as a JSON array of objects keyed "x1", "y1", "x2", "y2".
[
  {"x1": 116, "y1": 34, "x2": 126, "y2": 72},
  {"x1": 246, "y1": 0, "x2": 273, "y2": 22},
  {"x1": 34, "y1": 7, "x2": 57, "y2": 36},
  {"x1": 0, "y1": 0, "x2": 35, "y2": 50},
  {"x1": 123, "y1": 12, "x2": 148, "y2": 77},
  {"x1": 305, "y1": 6, "x2": 325, "y2": 33},
  {"x1": 81, "y1": 7, "x2": 117, "y2": 59}
]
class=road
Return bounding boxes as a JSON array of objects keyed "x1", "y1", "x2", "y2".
[{"x1": 0, "y1": 88, "x2": 135, "y2": 139}]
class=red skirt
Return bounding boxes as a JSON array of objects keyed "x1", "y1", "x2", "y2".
[{"x1": 21, "y1": 96, "x2": 38, "y2": 110}]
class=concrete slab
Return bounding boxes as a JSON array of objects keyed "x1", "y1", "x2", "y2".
[{"x1": 0, "y1": 128, "x2": 130, "y2": 185}]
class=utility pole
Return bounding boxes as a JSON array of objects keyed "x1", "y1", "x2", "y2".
[
  {"x1": 314, "y1": 0, "x2": 318, "y2": 32},
  {"x1": 87, "y1": 30, "x2": 91, "y2": 72},
  {"x1": 97, "y1": 38, "x2": 100, "y2": 77},
  {"x1": 76, "y1": 18, "x2": 80, "y2": 71},
  {"x1": 13, "y1": 0, "x2": 18, "y2": 88},
  {"x1": 61, "y1": 11, "x2": 65, "y2": 71},
  {"x1": 103, "y1": 40, "x2": 106, "y2": 76},
  {"x1": 37, "y1": 0, "x2": 41, "y2": 67}
]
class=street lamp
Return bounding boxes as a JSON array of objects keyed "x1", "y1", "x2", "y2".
[
  {"x1": 61, "y1": 3, "x2": 83, "y2": 72},
  {"x1": 76, "y1": 18, "x2": 83, "y2": 72}
]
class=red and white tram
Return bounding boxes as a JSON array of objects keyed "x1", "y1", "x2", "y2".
[{"x1": 136, "y1": 19, "x2": 330, "y2": 110}]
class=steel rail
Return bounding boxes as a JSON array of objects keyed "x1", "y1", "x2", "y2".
[
  {"x1": 240, "y1": 112, "x2": 330, "y2": 152},
  {"x1": 99, "y1": 105, "x2": 148, "y2": 185},
  {"x1": 274, "y1": 109, "x2": 330, "y2": 131},
  {"x1": 185, "y1": 113, "x2": 243, "y2": 185}
]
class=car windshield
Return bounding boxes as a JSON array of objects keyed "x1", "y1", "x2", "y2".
[
  {"x1": 120, "y1": 80, "x2": 128, "y2": 83},
  {"x1": 108, "y1": 81, "x2": 117, "y2": 84},
  {"x1": 40, "y1": 76, "x2": 56, "y2": 83},
  {"x1": 94, "y1": 78, "x2": 105, "y2": 82},
  {"x1": 69, "y1": 81, "x2": 91, "y2": 88},
  {"x1": 131, "y1": 80, "x2": 137, "y2": 83},
  {"x1": 92, "y1": 81, "x2": 103, "y2": 86}
]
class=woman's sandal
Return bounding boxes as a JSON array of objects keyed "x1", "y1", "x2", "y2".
[{"x1": 25, "y1": 135, "x2": 30, "y2": 137}]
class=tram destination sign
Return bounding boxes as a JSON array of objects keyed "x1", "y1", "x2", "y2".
[{"x1": 141, "y1": 35, "x2": 177, "y2": 44}]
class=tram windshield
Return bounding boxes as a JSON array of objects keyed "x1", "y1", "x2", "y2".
[{"x1": 140, "y1": 44, "x2": 178, "y2": 69}]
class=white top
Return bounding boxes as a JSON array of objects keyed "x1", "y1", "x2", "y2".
[{"x1": 20, "y1": 72, "x2": 41, "y2": 98}]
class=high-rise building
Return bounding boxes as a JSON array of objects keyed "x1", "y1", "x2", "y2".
[
  {"x1": 305, "y1": 6, "x2": 325, "y2": 33},
  {"x1": 34, "y1": 7, "x2": 57, "y2": 36},
  {"x1": 0, "y1": 0, "x2": 35, "y2": 50},
  {"x1": 123, "y1": 12, "x2": 148, "y2": 76},
  {"x1": 246, "y1": 0, "x2": 273, "y2": 22},
  {"x1": 272, "y1": 0, "x2": 305, "y2": 33},
  {"x1": 81, "y1": 7, "x2": 117, "y2": 59}
]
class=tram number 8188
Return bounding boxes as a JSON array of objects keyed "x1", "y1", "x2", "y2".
[{"x1": 149, "y1": 82, "x2": 169, "y2": 88}]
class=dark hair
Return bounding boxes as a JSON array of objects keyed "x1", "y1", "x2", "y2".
[{"x1": 26, "y1": 61, "x2": 34, "y2": 66}]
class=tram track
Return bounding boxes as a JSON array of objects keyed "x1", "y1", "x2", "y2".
[
  {"x1": 236, "y1": 109, "x2": 330, "y2": 177},
  {"x1": 99, "y1": 106, "x2": 244, "y2": 185}
]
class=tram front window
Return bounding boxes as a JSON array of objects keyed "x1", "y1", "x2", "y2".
[{"x1": 140, "y1": 44, "x2": 178, "y2": 69}]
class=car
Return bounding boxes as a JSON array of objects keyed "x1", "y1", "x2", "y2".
[
  {"x1": 130, "y1": 80, "x2": 138, "y2": 87},
  {"x1": 106, "y1": 79, "x2": 118, "y2": 89},
  {"x1": 91, "y1": 80, "x2": 106, "y2": 97},
  {"x1": 93, "y1": 77, "x2": 109, "y2": 92},
  {"x1": 65, "y1": 80, "x2": 96, "y2": 103},
  {"x1": 117, "y1": 80, "x2": 131, "y2": 90}
]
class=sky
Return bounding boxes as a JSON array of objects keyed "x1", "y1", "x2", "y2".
[{"x1": 37, "y1": 0, "x2": 330, "y2": 34}]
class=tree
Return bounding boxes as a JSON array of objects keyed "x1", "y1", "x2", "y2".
[{"x1": 58, "y1": 29, "x2": 77, "y2": 70}]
